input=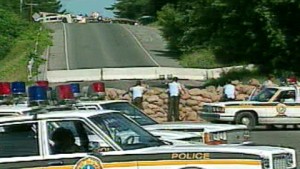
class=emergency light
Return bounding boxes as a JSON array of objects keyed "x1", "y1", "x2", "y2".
[
  {"x1": 36, "y1": 80, "x2": 49, "y2": 90},
  {"x1": 11, "y1": 81, "x2": 26, "y2": 95},
  {"x1": 91, "y1": 82, "x2": 105, "y2": 93},
  {"x1": 0, "y1": 82, "x2": 11, "y2": 96},
  {"x1": 70, "y1": 83, "x2": 81, "y2": 98},
  {"x1": 55, "y1": 84, "x2": 75, "y2": 101},
  {"x1": 28, "y1": 86, "x2": 48, "y2": 105},
  {"x1": 87, "y1": 82, "x2": 106, "y2": 100}
]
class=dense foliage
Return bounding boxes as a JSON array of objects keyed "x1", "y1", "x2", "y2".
[
  {"x1": 0, "y1": 0, "x2": 62, "y2": 81},
  {"x1": 0, "y1": 0, "x2": 63, "y2": 20},
  {"x1": 111, "y1": 0, "x2": 300, "y2": 74},
  {"x1": 0, "y1": 0, "x2": 63, "y2": 59}
]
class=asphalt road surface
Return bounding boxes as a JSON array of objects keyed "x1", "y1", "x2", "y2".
[
  {"x1": 66, "y1": 23, "x2": 167, "y2": 69},
  {"x1": 251, "y1": 126, "x2": 300, "y2": 168}
]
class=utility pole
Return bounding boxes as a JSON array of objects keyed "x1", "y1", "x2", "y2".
[
  {"x1": 25, "y1": 0, "x2": 38, "y2": 21},
  {"x1": 20, "y1": 0, "x2": 23, "y2": 15}
]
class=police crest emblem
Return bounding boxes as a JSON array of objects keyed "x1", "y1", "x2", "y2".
[
  {"x1": 74, "y1": 156, "x2": 103, "y2": 169},
  {"x1": 276, "y1": 103, "x2": 287, "y2": 117}
]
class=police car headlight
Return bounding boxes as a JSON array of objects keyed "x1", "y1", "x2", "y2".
[
  {"x1": 219, "y1": 132, "x2": 227, "y2": 140},
  {"x1": 213, "y1": 133, "x2": 220, "y2": 141},
  {"x1": 286, "y1": 153, "x2": 294, "y2": 167},
  {"x1": 262, "y1": 158, "x2": 270, "y2": 169}
]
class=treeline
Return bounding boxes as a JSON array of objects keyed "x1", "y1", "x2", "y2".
[
  {"x1": 111, "y1": 0, "x2": 300, "y2": 74},
  {"x1": 0, "y1": 0, "x2": 63, "y2": 60}
]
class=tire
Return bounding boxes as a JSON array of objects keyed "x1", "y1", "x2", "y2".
[{"x1": 235, "y1": 112, "x2": 257, "y2": 130}]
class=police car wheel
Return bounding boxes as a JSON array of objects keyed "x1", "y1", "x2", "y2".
[{"x1": 236, "y1": 112, "x2": 256, "y2": 130}]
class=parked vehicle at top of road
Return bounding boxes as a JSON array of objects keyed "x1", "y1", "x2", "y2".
[
  {"x1": 33, "y1": 12, "x2": 73, "y2": 23},
  {"x1": 200, "y1": 86, "x2": 300, "y2": 130},
  {"x1": 0, "y1": 109, "x2": 296, "y2": 169},
  {"x1": 73, "y1": 100, "x2": 251, "y2": 145}
]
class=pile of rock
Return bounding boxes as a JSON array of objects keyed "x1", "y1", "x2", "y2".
[{"x1": 104, "y1": 79, "x2": 261, "y2": 123}]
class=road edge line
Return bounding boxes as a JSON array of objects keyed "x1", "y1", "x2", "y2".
[
  {"x1": 63, "y1": 23, "x2": 70, "y2": 70},
  {"x1": 121, "y1": 24, "x2": 160, "y2": 67}
]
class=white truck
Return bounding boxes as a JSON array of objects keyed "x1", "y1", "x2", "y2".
[{"x1": 200, "y1": 86, "x2": 300, "y2": 129}]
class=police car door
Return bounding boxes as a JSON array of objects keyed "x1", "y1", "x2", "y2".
[
  {"x1": 272, "y1": 90, "x2": 298, "y2": 122},
  {"x1": 0, "y1": 121, "x2": 46, "y2": 168},
  {"x1": 42, "y1": 118, "x2": 136, "y2": 169}
]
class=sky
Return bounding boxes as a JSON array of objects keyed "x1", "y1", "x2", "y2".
[{"x1": 60, "y1": 0, "x2": 116, "y2": 18}]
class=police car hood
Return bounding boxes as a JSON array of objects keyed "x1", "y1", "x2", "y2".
[
  {"x1": 149, "y1": 129, "x2": 200, "y2": 140},
  {"x1": 203, "y1": 101, "x2": 263, "y2": 107},
  {"x1": 106, "y1": 145, "x2": 292, "y2": 157},
  {"x1": 143, "y1": 122, "x2": 247, "y2": 133}
]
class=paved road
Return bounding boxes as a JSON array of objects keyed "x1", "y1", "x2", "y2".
[
  {"x1": 64, "y1": 23, "x2": 179, "y2": 69},
  {"x1": 251, "y1": 127, "x2": 300, "y2": 167}
]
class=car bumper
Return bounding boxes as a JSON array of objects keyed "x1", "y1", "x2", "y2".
[
  {"x1": 199, "y1": 112, "x2": 234, "y2": 122},
  {"x1": 199, "y1": 112, "x2": 220, "y2": 121}
]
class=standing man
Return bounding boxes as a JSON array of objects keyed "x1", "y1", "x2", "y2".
[
  {"x1": 129, "y1": 80, "x2": 147, "y2": 109},
  {"x1": 167, "y1": 77, "x2": 184, "y2": 121}
]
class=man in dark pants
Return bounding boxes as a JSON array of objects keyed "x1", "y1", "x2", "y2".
[
  {"x1": 167, "y1": 77, "x2": 184, "y2": 121},
  {"x1": 129, "y1": 80, "x2": 147, "y2": 109}
]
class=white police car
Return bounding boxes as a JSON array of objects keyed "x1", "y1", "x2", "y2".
[
  {"x1": 0, "y1": 110, "x2": 296, "y2": 169},
  {"x1": 74, "y1": 100, "x2": 250, "y2": 145}
]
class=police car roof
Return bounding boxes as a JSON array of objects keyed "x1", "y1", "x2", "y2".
[
  {"x1": 268, "y1": 86, "x2": 297, "y2": 90},
  {"x1": 0, "y1": 105, "x2": 41, "y2": 112},
  {"x1": 0, "y1": 109, "x2": 119, "y2": 123},
  {"x1": 75, "y1": 100, "x2": 128, "y2": 105}
]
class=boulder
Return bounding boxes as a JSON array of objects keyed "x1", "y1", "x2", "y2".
[
  {"x1": 144, "y1": 109, "x2": 155, "y2": 115},
  {"x1": 146, "y1": 95, "x2": 160, "y2": 103},
  {"x1": 191, "y1": 96, "x2": 203, "y2": 101},
  {"x1": 181, "y1": 93, "x2": 191, "y2": 100},
  {"x1": 248, "y1": 78, "x2": 261, "y2": 87},
  {"x1": 154, "y1": 99, "x2": 164, "y2": 106},
  {"x1": 205, "y1": 86, "x2": 216, "y2": 93},
  {"x1": 106, "y1": 89, "x2": 118, "y2": 100},
  {"x1": 236, "y1": 94, "x2": 249, "y2": 101},
  {"x1": 147, "y1": 104, "x2": 160, "y2": 109},
  {"x1": 183, "y1": 111, "x2": 199, "y2": 121},
  {"x1": 188, "y1": 88, "x2": 203, "y2": 96},
  {"x1": 186, "y1": 99, "x2": 198, "y2": 106},
  {"x1": 191, "y1": 106, "x2": 201, "y2": 111},
  {"x1": 159, "y1": 93, "x2": 169, "y2": 99}
]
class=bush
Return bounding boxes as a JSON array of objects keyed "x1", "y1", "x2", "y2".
[
  {"x1": 203, "y1": 68, "x2": 263, "y2": 87},
  {"x1": 180, "y1": 49, "x2": 233, "y2": 68}
]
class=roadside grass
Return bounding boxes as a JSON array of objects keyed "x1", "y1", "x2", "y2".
[
  {"x1": 180, "y1": 49, "x2": 238, "y2": 69},
  {"x1": 0, "y1": 24, "x2": 51, "y2": 83}
]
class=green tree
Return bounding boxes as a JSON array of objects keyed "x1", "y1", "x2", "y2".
[
  {"x1": 0, "y1": 9, "x2": 29, "y2": 59},
  {"x1": 157, "y1": 0, "x2": 300, "y2": 73}
]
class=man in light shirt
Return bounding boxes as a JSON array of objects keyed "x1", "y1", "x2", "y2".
[
  {"x1": 129, "y1": 80, "x2": 147, "y2": 109},
  {"x1": 223, "y1": 80, "x2": 236, "y2": 101},
  {"x1": 167, "y1": 77, "x2": 184, "y2": 121}
]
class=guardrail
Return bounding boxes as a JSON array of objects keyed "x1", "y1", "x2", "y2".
[{"x1": 46, "y1": 65, "x2": 254, "y2": 83}]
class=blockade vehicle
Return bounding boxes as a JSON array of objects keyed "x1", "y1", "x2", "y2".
[
  {"x1": 200, "y1": 86, "x2": 300, "y2": 129},
  {"x1": 0, "y1": 109, "x2": 296, "y2": 169},
  {"x1": 74, "y1": 100, "x2": 250, "y2": 145}
]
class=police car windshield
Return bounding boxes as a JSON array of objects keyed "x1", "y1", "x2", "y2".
[
  {"x1": 89, "y1": 112, "x2": 164, "y2": 150},
  {"x1": 250, "y1": 88, "x2": 278, "y2": 102},
  {"x1": 100, "y1": 102, "x2": 157, "y2": 126}
]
